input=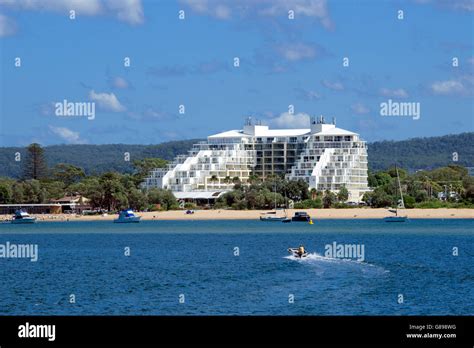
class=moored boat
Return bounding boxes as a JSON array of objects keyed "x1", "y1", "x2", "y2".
[
  {"x1": 260, "y1": 210, "x2": 287, "y2": 221},
  {"x1": 291, "y1": 211, "x2": 311, "y2": 222},
  {"x1": 113, "y1": 209, "x2": 141, "y2": 223},
  {"x1": 11, "y1": 210, "x2": 37, "y2": 224}
]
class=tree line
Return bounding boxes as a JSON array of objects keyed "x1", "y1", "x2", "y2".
[
  {"x1": 0, "y1": 144, "x2": 177, "y2": 211},
  {"x1": 0, "y1": 143, "x2": 472, "y2": 211}
]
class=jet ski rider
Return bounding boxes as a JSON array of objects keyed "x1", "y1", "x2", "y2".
[{"x1": 297, "y1": 245, "x2": 306, "y2": 257}]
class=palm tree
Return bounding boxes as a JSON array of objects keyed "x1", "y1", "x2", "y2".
[
  {"x1": 232, "y1": 176, "x2": 240, "y2": 184},
  {"x1": 209, "y1": 175, "x2": 219, "y2": 186},
  {"x1": 249, "y1": 174, "x2": 260, "y2": 185},
  {"x1": 310, "y1": 188, "x2": 317, "y2": 200},
  {"x1": 223, "y1": 176, "x2": 232, "y2": 185}
]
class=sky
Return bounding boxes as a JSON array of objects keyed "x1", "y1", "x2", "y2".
[{"x1": 0, "y1": 0, "x2": 473, "y2": 146}]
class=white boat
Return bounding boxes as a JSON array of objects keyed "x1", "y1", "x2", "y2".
[
  {"x1": 260, "y1": 210, "x2": 287, "y2": 221},
  {"x1": 11, "y1": 210, "x2": 37, "y2": 224},
  {"x1": 384, "y1": 166, "x2": 408, "y2": 222},
  {"x1": 113, "y1": 209, "x2": 141, "y2": 223}
]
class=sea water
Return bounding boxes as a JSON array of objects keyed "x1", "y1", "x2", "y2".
[{"x1": 0, "y1": 219, "x2": 472, "y2": 315}]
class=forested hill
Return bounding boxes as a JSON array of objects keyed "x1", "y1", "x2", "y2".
[
  {"x1": 0, "y1": 140, "x2": 201, "y2": 178},
  {"x1": 368, "y1": 132, "x2": 473, "y2": 171},
  {"x1": 0, "y1": 133, "x2": 472, "y2": 178}
]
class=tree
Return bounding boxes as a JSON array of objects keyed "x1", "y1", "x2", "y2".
[
  {"x1": 23, "y1": 180, "x2": 43, "y2": 203},
  {"x1": 127, "y1": 188, "x2": 148, "y2": 211},
  {"x1": 404, "y1": 195, "x2": 415, "y2": 208},
  {"x1": 337, "y1": 185, "x2": 349, "y2": 202},
  {"x1": 23, "y1": 143, "x2": 48, "y2": 180},
  {"x1": 223, "y1": 176, "x2": 232, "y2": 185},
  {"x1": 0, "y1": 182, "x2": 12, "y2": 204},
  {"x1": 209, "y1": 175, "x2": 219, "y2": 186},
  {"x1": 99, "y1": 172, "x2": 127, "y2": 211},
  {"x1": 310, "y1": 188, "x2": 318, "y2": 200},
  {"x1": 51, "y1": 163, "x2": 85, "y2": 187},
  {"x1": 147, "y1": 188, "x2": 177, "y2": 210},
  {"x1": 41, "y1": 181, "x2": 66, "y2": 200},
  {"x1": 323, "y1": 190, "x2": 336, "y2": 208},
  {"x1": 367, "y1": 188, "x2": 394, "y2": 207},
  {"x1": 248, "y1": 174, "x2": 261, "y2": 185},
  {"x1": 12, "y1": 183, "x2": 25, "y2": 203},
  {"x1": 132, "y1": 158, "x2": 168, "y2": 185}
]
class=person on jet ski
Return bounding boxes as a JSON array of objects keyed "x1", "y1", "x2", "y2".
[{"x1": 297, "y1": 245, "x2": 306, "y2": 257}]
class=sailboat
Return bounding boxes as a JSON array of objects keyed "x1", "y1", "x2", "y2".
[
  {"x1": 384, "y1": 166, "x2": 408, "y2": 222},
  {"x1": 260, "y1": 181, "x2": 287, "y2": 221}
]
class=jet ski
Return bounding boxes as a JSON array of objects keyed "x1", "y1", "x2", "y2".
[{"x1": 288, "y1": 247, "x2": 309, "y2": 258}]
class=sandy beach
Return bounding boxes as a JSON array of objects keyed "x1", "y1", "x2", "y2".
[{"x1": 4, "y1": 208, "x2": 472, "y2": 222}]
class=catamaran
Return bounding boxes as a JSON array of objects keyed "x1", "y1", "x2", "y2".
[
  {"x1": 384, "y1": 166, "x2": 408, "y2": 222},
  {"x1": 11, "y1": 210, "x2": 37, "y2": 224}
]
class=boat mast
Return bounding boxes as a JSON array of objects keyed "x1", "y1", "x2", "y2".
[{"x1": 396, "y1": 166, "x2": 405, "y2": 210}]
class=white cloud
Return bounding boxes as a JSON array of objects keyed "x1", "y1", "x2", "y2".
[
  {"x1": 295, "y1": 88, "x2": 321, "y2": 101},
  {"x1": 0, "y1": 0, "x2": 144, "y2": 25},
  {"x1": 110, "y1": 76, "x2": 129, "y2": 89},
  {"x1": 89, "y1": 90, "x2": 126, "y2": 112},
  {"x1": 180, "y1": 0, "x2": 333, "y2": 29},
  {"x1": 276, "y1": 43, "x2": 317, "y2": 61},
  {"x1": 104, "y1": 0, "x2": 144, "y2": 25},
  {"x1": 180, "y1": 0, "x2": 232, "y2": 19},
  {"x1": 0, "y1": 13, "x2": 16, "y2": 37},
  {"x1": 271, "y1": 112, "x2": 310, "y2": 128},
  {"x1": 214, "y1": 4, "x2": 231, "y2": 19},
  {"x1": 379, "y1": 88, "x2": 409, "y2": 98},
  {"x1": 429, "y1": 78, "x2": 470, "y2": 96},
  {"x1": 415, "y1": 0, "x2": 474, "y2": 12},
  {"x1": 259, "y1": 0, "x2": 333, "y2": 29},
  {"x1": 351, "y1": 102, "x2": 370, "y2": 114},
  {"x1": 49, "y1": 126, "x2": 85, "y2": 144},
  {"x1": 321, "y1": 80, "x2": 344, "y2": 91},
  {"x1": 1, "y1": 0, "x2": 103, "y2": 15}
]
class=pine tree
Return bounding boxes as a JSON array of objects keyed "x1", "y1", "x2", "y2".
[{"x1": 23, "y1": 143, "x2": 48, "y2": 180}]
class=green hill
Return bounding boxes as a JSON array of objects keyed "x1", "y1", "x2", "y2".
[
  {"x1": 0, "y1": 133, "x2": 472, "y2": 178},
  {"x1": 368, "y1": 132, "x2": 473, "y2": 171},
  {"x1": 0, "y1": 140, "x2": 201, "y2": 178}
]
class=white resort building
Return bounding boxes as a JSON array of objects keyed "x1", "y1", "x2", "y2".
[{"x1": 142, "y1": 117, "x2": 370, "y2": 202}]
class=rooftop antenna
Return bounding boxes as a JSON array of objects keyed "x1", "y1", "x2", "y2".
[
  {"x1": 246, "y1": 116, "x2": 252, "y2": 126},
  {"x1": 311, "y1": 116, "x2": 316, "y2": 124},
  {"x1": 332, "y1": 117, "x2": 336, "y2": 126},
  {"x1": 322, "y1": 115, "x2": 325, "y2": 124}
]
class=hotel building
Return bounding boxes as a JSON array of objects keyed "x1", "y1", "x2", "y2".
[{"x1": 143, "y1": 117, "x2": 370, "y2": 202}]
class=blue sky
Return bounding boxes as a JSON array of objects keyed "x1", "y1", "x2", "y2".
[{"x1": 0, "y1": 0, "x2": 473, "y2": 146}]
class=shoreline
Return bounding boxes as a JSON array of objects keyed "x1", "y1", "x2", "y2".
[{"x1": 2, "y1": 208, "x2": 473, "y2": 222}]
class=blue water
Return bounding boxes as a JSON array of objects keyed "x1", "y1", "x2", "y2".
[{"x1": 0, "y1": 219, "x2": 472, "y2": 315}]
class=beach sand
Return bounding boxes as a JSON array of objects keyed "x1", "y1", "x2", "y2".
[{"x1": 6, "y1": 208, "x2": 472, "y2": 222}]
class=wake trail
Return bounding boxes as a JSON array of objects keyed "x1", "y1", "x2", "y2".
[{"x1": 284, "y1": 252, "x2": 389, "y2": 273}]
